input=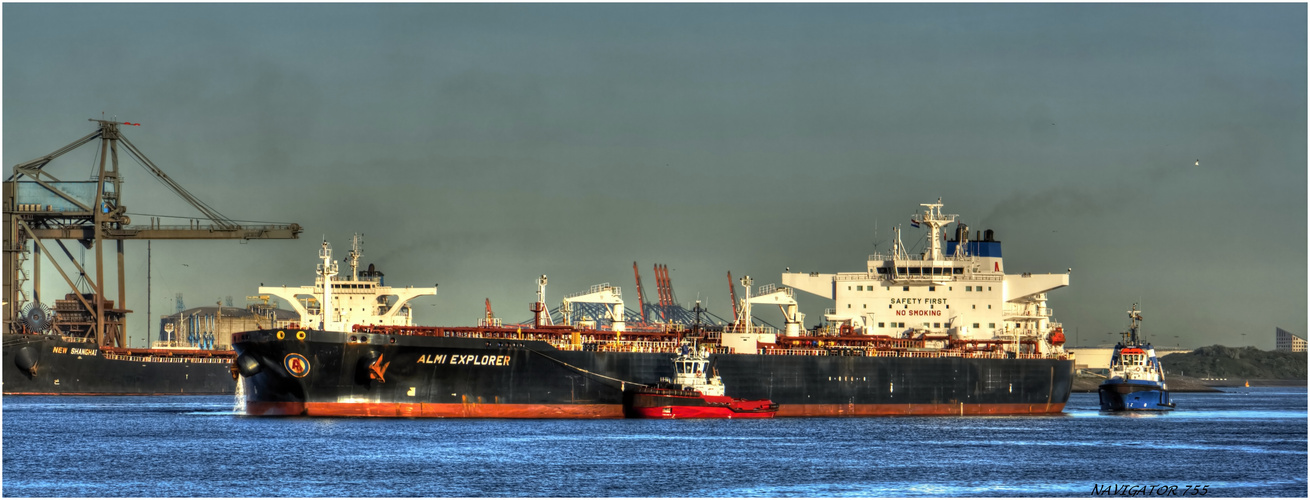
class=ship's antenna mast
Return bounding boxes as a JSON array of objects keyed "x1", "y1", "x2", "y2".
[
  {"x1": 347, "y1": 233, "x2": 363, "y2": 281},
  {"x1": 892, "y1": 226, "x2": 908, "y2": 261},
  {"x1": 916, "y1": 198, "x2": 958, "y2": 261},
  {"x1": 1128, "y1": 303, "x2": 1143, "y2": 345}
]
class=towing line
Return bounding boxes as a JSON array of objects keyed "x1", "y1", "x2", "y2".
[{"x1": 526, "y1": 348, "x2": 649, "y2": 389}]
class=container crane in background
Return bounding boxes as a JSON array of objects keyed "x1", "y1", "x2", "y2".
[
  {"x1": 632, "y1": 262, "x2": 648, "y2": 324},
  {"x1": 4, "y1": 119, "x2": 303, "y2": 347},
  {"x1": 521, "y1": 263, "x2": 756, "y2": 330},
  {"x1": 653, "y1": 263, "x2": 676, "y2": 322}
]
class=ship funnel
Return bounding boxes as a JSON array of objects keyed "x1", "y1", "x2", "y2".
[{"x1": 984, "y1": 229, "x2": 995, "y2": 242}]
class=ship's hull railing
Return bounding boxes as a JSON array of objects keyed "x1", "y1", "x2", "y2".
[
  {"x1": 758, "y1": 346, "x2": 1067, "y2": 360},
  {"x1": 549, "y1": 339, "x2": 682, "y2": 353},
  {"x1": 1002, "y1": 305, "x2": 1055, "y2": 318},
  {"x1": 781, "y1": 337, "x2": 922, "y2": 350},
  {"x1": 721, "y1": 324, "x2": 778, "y2": 335}
]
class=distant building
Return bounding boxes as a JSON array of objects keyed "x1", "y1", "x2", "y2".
[
  {"x1": 157, "y1": 299, "x2": 298, "y2": 351},
  {"x1": 1275, "y1": 328, "x2": 1306, "y2": 352}
]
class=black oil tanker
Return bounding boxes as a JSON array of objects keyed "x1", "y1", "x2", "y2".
[
  {"x1": 235, "y1": 199, "x2": 1078, "y2": 418},
  {"x1": 233, "y1": 327, "x2": 1073, "y2": 417}
]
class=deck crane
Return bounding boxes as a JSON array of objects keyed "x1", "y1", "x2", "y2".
[
  {"x1": 745, "y1": 283, "x2": 804, "y2": 337},
  {"x1": 560, "y1": 283, "x2": 625, "y2": 332},
  {"x1": 479, "y1": 298, "x2": 502, "y2": 328},
  {"x1": 4, "y1": 119, "x2": 302, "y2": 347}
]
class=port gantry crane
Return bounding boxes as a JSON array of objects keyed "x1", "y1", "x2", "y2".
[{"x1": 3, "y1": 119, "x2": 302, "y2": 347}]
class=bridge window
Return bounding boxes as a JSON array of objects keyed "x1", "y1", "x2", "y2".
[
  {"x1": 933, "y1": 323, "x2": 940, "y2": 328},
  {"x1": 966, "y1": 286, "x2": 972, "y2": 291},
  {"x1": 954, "y1": 268, "x2": 964, "y2": 274},
  {"x1": 896, "y1": 267, "x2": 907, "y2": 274},
  {"x1": 857, "y1": 286, "x2": 863, "y2": 291}
]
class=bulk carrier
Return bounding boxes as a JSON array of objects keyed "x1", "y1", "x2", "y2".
[
  {"x1": 234, "y1": 200, "x2": 1076, "y2": 417},
  {"x1": 3, "y1": 292, "x2": 237, "y2": 395}
]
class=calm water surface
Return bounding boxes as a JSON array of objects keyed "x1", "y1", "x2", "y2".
[{"x1": 2, "y1": 388, "x2": 1305, "y2": 497}]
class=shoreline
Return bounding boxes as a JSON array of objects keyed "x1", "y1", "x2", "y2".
[{"x1": 1069, "y1": 374, "x2": 1306, "y2": 393}]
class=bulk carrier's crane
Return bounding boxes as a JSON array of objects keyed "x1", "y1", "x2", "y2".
[{"x1": 4, "y1": 119, "x2": 302, "y2": 347}]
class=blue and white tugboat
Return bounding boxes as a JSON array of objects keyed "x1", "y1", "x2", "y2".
[{"x1": 1098, "y1": 304, "x2": 1175, "y2": 411}]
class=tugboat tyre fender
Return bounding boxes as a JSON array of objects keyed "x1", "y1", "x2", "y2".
[
  {"x1": 14, "y1": 346, "x2": 38, "y2": 373},
  {"x1": 235, "y1": 354, "x2": 262, "y2": 377}
]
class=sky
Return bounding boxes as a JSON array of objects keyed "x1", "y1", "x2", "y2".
[{"x1": 3, "y1": 3, "x2": 1305, "y2": 350}]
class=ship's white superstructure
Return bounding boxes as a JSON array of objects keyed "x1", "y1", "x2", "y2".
[
  {"x1": 664, "y1": 342, "x2": 726, "y2": 397},
  {"x1": 260, "y1": 235, "x2": 437, "y2": 331},
  {"x1": 782, "y1": 199, "x2": 1070, "y2": 355}
]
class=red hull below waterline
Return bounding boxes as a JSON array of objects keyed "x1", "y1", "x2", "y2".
[
  {"x1": 245, "y1": 400, "x2": 1066, "y2": 418},
  {"x1": 774, "y1": 402, "x2": 1067, "y2": 417},
  {"x1": 246, "y1": 401, "x2": 625, "y2": 418}
]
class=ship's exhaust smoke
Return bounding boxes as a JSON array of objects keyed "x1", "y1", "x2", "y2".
[{"x1": 981, "y1": 161, "x2": 1191, "y2": 225}]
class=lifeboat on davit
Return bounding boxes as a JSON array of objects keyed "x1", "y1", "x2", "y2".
[{"x1": 623, "y1": 341, "x2": 777, "y2": 419}]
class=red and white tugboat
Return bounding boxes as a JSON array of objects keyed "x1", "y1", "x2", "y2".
[{"x1": 624, "y1": 342, "x2": 778, "y2": 419}]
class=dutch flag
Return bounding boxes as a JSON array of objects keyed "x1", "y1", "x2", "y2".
[{"x1": 910, "y1": 218, "x2": 920, "y2": 228}]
